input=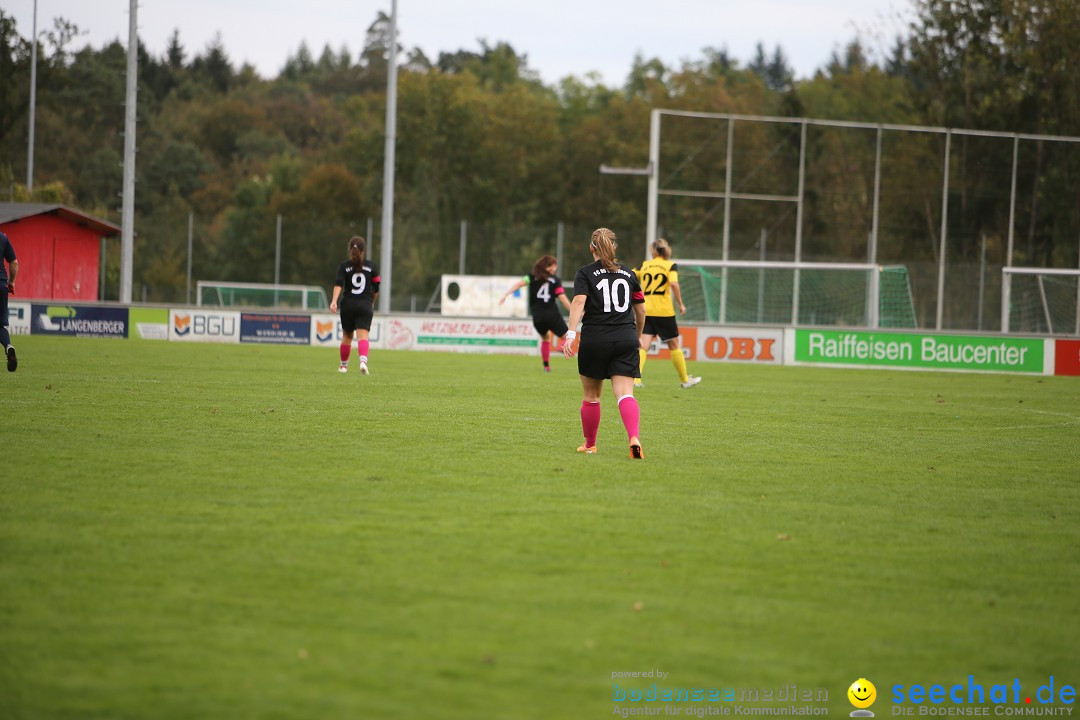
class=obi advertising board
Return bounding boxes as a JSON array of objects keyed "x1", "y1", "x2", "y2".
[
  {"x1": 688, "y1": 326, "x2": 783, "y2": 364},
  {"x1": 789, "y1": 329, "x2": 1052, "y2": 374}
]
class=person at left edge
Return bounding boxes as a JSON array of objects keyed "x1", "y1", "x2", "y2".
[
  {"x1": 330, "y1": 236, "x2": 379, "y2": 375},
  {"x1": 499, "y1": 254, "x2": 573, "y2": 372},
  {"x1": 0, "y1": 230, "x2": 18, "y2": 372}
]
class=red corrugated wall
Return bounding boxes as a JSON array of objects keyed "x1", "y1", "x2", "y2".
[{"x1": 0, "y1": 214, "x2": 101, "y2": 301}]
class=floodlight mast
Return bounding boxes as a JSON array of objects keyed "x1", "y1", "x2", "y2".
[
  {"x1": 646, "y1": 108, "x2": 661, "y2": 257},
  {"x1": 27, "y1": 0, "x2": 37, "y2": 192},
  {"x1": 379, "y1": 0, "x2": 398, "y2": 315},
  {"x1": 119, "y1": 0, "x2": 138, "y2": 304}
]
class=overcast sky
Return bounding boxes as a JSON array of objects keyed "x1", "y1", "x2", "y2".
[{"x1": 8, "y1": 0, "x2": 913, "y2": 86}]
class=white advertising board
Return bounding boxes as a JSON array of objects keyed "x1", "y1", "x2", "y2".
[{"x1": 169, "y1": 309, "x2": 241, "y2": 343}]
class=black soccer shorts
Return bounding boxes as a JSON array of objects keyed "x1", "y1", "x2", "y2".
[{"x1": 577, "y1": 337, "x2": 641, "y2": 380}]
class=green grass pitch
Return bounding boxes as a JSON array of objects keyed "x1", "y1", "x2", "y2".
[{"x1": 2, "y1": 335, "x2": 1078, "y2": 719}]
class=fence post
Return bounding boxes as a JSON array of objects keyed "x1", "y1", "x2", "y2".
[
  {"x1": 459, "y1": 220, "x2": 467, "y2": 274},
  {"x1": 977, "y1": 233, "x2": 986, "y2": 330},
  {"x1": 274, "y1": 214, "x2": 282, "y2": 307},
  {"x1": 556, "y1": 222, "x2": 564, "y2": 272},
  {"x1": 186, "y1": 211, "x2": 193, "y2": 305}
]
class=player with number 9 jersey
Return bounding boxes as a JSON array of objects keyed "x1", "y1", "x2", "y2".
[{"x1": 330, "y1": 236, "x2": 380, "y2": 374}]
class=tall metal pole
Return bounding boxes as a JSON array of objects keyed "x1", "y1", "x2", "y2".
[
  {"x1": 868, "y1": 126, "x2": 883, "y2": 328},
  {"x1": 1002, "y1": 135, "x2": 1019, "y2": 332},
  {"x1": 119, "y1": 0, "x2": 139, "y2": 304},
  {"x1": 935, "y1": 130, "x2": 952, "y2": 331},
  {"x1": 645, "y1": 109, "x2": 661, "y2": 254},
  {"x1": 26, "y1": 0, "x2": 38, "y2": 192},
  {"x1": 720, "y1": 118, "x2": 735, "y2": 324},
  {"x1": 378, "y1": 0, "x2": 398, "y2": 314},
  {"x1": 792, "y1": 121, "x2": 807, "y2": 325}
]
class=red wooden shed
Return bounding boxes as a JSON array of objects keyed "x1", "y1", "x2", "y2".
[{"x1": 0, "y1": 203, "x2": 120, "y2": 301}]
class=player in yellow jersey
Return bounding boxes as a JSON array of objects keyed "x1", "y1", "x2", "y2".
[{"x1": 633, "y1": 238, "x2": 701, "y2": 388}]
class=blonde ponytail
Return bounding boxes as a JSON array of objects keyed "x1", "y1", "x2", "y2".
[
  {"x1": 652, "y1": 237, "x2": 672, "y2": 260},
  {"x1": 590, "y1": 227, "x2": 620, "y2": 272}
]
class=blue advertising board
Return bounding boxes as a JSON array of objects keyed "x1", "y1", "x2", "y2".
[
  {"x1": 239, "y1": 313, "x2": 311, "y2": 345},
  {"x1": 31, "y1": 304, "x2": 129, "y2": 339}
]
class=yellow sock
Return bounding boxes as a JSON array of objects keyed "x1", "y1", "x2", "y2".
[
  {"x1": 638, "y1": 348, "x2": 647, "y2": 379},
  {"x1": 671, "y1": 348, "x2": 689, "y2": 382}
]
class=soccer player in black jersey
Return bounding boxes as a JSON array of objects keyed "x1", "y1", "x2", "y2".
[
  {"x1": 499, "y1": 254, "x2": 573, "y2": 371},
  {"x1": 0, "y1": 230, "x2": 18, "y2": 372},
  {"x1": 563, "y1": 228, "x2": 646, "y2": 459},
  {"x1": 330, "y1": 236, "x2": 380, "y2": 374}
]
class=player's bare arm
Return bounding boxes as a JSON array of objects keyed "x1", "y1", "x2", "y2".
[
  {"x1": 499, "y1": 279, "x2": 527, "y2": 304},
  {"x1": 563, "y1": 294, "x2": 587, "y2": 358},
  {"x1": 671, "y1": 280, "x2": 685, "y2": 314}
]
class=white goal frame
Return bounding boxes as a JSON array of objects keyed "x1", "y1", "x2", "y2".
[
  {"x1": 679, "y1": 259, "x2": 883, "y2": 327},
  {"x1": 645, "y1": 109, "x2": 1080, "y2": 332},
  {"x1": 1001, "y1": 267, "x2": 1080, "y2": 336},
  {"x1": 196, "y1": 281, "x2": 328, "y2": 310}
]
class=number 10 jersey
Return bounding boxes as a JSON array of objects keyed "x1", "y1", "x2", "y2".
[{"x1": 572, "y1": 260, "x2": 645, "y2": 342}]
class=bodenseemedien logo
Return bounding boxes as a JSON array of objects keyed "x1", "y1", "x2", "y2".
[{"x1": 849, "y1": 678, "x2": 877, "y2": 717}]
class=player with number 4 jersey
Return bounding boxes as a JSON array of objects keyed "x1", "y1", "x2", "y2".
[
  {"x1": 563, "y1": 228, "x2": 646, "y2": 459},
  {"x1": 330, "y1": 236, "x2": 380, "y2": 375},
  {"x1": 499, "y1": 255, "x2": 572, "y2": 372}
]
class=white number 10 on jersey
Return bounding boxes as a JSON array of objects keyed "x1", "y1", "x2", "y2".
[{"x1": 596, "y1": 277, "x2": 630, "y2": 312}]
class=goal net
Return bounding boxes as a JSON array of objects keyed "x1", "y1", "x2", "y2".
[
  {"x1": 197, "y1": 281, "x2": 329, "y2": 310},
  {"x1": 678, "y1": 260, "x2": 917, "y2": 328},
  {"x1": 1002, "y1": 267, "x2": 1080, "y2": 335}
]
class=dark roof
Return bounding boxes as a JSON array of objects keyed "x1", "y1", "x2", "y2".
[{"x1": 0, "y1": 202, "x2": 121, "y2": 236}]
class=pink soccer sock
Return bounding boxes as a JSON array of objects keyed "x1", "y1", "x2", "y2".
[
  {"x1": 541, "y1": 340, "x2": 551, "y2": 365},
  {"x1": 617, "y1": 395, "x2": 641, "y2": 441},
  {"x1": 339, "y1": 342, "x2": 350, "y2": 363},
  {"x1": 357, "y1": 339, "x2": 370, "y2": 362},
  {"x1": 581, "y1": 401, "x2": 601, "y2": 447}
]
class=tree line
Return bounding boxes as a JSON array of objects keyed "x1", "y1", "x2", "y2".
[{"x1": 0, "y1": 1, "x2": 1077, "y2": 312}]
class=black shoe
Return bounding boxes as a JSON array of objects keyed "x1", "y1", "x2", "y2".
[{"x1": 6, "y1": 345, "x2": 16, "y2": 372}]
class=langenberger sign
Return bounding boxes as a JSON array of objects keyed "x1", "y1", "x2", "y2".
[{"x1": 792, "y1": 329, "x2": 1048, "y2": 374}]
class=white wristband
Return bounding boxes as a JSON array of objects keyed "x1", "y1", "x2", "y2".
[{"x1": 564, "y1": 330, "x2": 577, "y2": 342}]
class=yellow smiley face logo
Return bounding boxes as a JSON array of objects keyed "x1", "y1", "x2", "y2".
[{"x1": 848, "y1": 679, "x2": 877, "y2": 709}]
